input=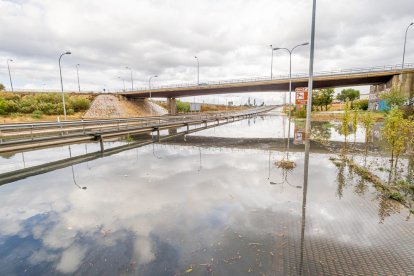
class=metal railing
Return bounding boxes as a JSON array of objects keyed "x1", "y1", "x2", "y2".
[{"x1": 0, "y1": 107, "x2": 274, "y2": 145}]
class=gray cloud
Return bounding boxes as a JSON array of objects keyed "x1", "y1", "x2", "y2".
[{"x1": 0, "y1": 0, "x2": 413, "y2": 102}]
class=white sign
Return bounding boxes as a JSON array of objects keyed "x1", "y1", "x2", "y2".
[{"x1": 190, "y1": 103, "x2": 201, "y2": 111}]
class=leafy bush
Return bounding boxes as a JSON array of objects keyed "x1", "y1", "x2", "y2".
[
  {"x1": 176, "y1": 100, "x2": 190, "y2": 113},
  {"x1": 69, "y1": 96, "x2": 90, "y2": 112},
  {"x1": 0, "y1": 92, "x2": 91, "y2": 116},
  {"x1": 355, "y1": 99, "x2": 369, "y2": 110},
  {"x1": 0, "y1": 99, "x2": 7, "y2": 115},
  {"x1": 31, "y1": 110, "x2": 44, "y2": 119},
  {"x1": 294, "y1": 108, "x2": 306, "y2": 118},
  {"x1": 380, "y1": 88, "x2": 407, "y2": 107}
]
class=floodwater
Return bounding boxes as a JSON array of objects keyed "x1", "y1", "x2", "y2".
[{"x1": 0, "y1": 113, "x2": 413, "y2": 275}]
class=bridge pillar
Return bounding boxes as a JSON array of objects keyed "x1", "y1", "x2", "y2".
[
  {"x1": 167, "y1": 97, "x2": 177, "y2": 115},
  {"x1": 369, "y1": 73, "x2": 414, "y2": 109}
]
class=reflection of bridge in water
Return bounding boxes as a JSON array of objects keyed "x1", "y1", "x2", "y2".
[{"x1": 161, "y1": 135, "x2": 377, "y2": 153}]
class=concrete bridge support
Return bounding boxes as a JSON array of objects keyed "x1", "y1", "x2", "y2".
[
  {"x1": 167, "y1": 97, "x2": 177, "y2": 115},
  {"x1": 369, "y1": 72, "x2": 414, "y2": 109}
]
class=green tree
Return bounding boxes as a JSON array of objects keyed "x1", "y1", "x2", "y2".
[
  {"x1": 360, "y1": 112, "x2": 375, "y2": 155},
  {"x1": 380, "y1": 88, "x2": 407, "y2": 107},
  {"x1": 352, "y1": 108, "x2": 358, "y2": 145},
  {"x1": 0, "y1": 83, "x2": 5, "y2": 91},
  {"x1": 337, "y1": 88, "x2": 360, "y2": 102},
  {"x1": 312, "y1": 88, "x2": 334, "y2": 111},
  {"x1": 382, "y1": 107, "x2": 410, "y2": 169},
  {"x1": 341, "y1": 100, "x2": 352, "y2": 150},
  {"x1": 320, "y1": 88, "x2": 334, "y2": 111}
]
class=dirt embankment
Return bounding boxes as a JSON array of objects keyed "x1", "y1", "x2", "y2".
[{"x1": 83, "y1": 94, "x2": 167, "y2": 118}]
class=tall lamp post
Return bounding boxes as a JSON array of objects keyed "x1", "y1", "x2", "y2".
[
  {"x1": 126, "y1": 66, "x2": 134, "y2": 91},
  {"x1": 149, "y1": 75, "x2": 158, "y2": 115},
  {"x1": 270, "y1": 44, "x2": 274, "y2": 80},
  {"x1": 76, "y1": 64, "x2": 81, "y2": 92},
  {"x1": 194, "y1": 56, "x2": 200, "y2": 85},
  {"x1": 402, "y1": 22, "x2": 414, "y2": 69},
  {"x1": 273, "y1": 42, "x2": 309, "y2": 119},
  {"x1": 6, "y1": 59, "x2": 14, "y2": 92},
  {"x1": 118, "y1": 76, "x2": 126, "y2": 92},
  {"x1": 59, "y1": 51, "x2": 71, "y2": 120},
  {"x1": 194, "y1": 56, "x2": 200, "y2": 105}
]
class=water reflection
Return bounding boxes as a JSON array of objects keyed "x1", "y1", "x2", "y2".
[{"x1": 0, "y1": 115, "x2": 413, "y2": 275}]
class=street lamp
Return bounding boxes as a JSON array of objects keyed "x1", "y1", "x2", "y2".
[
  {"x1": 59, "y1": 51, "x2": 71, "y2": 120},
  {"x1": 149, "y1": 75, "x2": 158, "y2": 116},
  {"x1": 118, "y1": 76, "x2": 126, "y2": 92},
  {"x1": 402, "y1": 22, "x2": 414, "y2": 69},
  {"x1": 76, "y1": 64, "x2": 81, "y2": 92},
  {"x1": 270, "y1": 44, "x2": 274, "y2": 80},
  {"x1": 194, "y1": 56, "x2": 200, "y2": 105},
  {"x1": 273, "y1": 42, "x2": 309, "y2": 119},
  {"x1": 6, "y1": 59, "x2": 14, "y2": 92},
  {"x1": 194, "y1": 56, "x2": 199, "y2": 85},
  {"x1": 274, "y1": 42, "x2": 308, "y2": 154},
  {"x1": 126, "y1": 66, "x2": 134, "y2": 90}
]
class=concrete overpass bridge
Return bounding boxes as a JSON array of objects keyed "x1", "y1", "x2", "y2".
[
  {"x1": 122, "y1": 64, "x2": 414, "y2": 98},
  {"x1": 121, "y1": 64, "x2": 414, "y2": 114}
]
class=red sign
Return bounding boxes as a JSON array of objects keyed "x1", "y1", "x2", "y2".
[{"x1": 295, "y1": 87, "x2": 308, "y2": 105}]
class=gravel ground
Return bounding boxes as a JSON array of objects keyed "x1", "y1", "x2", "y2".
[{"x1": 84, "y1": 94, "x2": 167, "y2": 118}]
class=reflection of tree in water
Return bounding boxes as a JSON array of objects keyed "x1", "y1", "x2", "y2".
[
  {"x1": 354, "y1": 178, "x2": 368, "y2": 196},
  {"x1": 377, "y1": 195, "x2": 401, "y2": 224},
  {"x1": 335, "y1": 163, "x2": 346, "y2": 199},
  {"x1": 311, "y1": 122, "x2": 332, "y2": 144},
  {"x1": 335, "y1": 123, "x2": 355, "y2": 136}
]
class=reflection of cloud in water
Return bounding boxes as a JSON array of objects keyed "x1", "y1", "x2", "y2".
[
  {"x1": 56, "y1": 244, "x2": 87, "y2": 273},
  {"x1": 0, "y1": 144, "x2": 413, "y2": 274}
]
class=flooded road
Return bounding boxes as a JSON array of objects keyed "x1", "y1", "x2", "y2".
[{"x1": 0, "y1": 113, "x2": 413, "y2": 275}]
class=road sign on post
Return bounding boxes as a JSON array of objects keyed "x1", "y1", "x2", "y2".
[{"x1": 295, "y1": 87, "x2": 308, "y2": 109}]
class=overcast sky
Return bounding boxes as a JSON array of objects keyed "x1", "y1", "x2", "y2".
[{"x1": 0, "y1": 0, "x2": 413, "y2": 104}]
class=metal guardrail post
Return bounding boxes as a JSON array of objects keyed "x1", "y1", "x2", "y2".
[{"x1": 99, "y1": 136, "x2": 104, "y2": 153}]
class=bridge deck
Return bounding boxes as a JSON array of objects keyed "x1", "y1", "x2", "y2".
[{"x1": 122, "y1": 66, "x2": 414, "y2": 98}]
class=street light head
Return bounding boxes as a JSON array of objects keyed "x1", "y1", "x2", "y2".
[
  {"x1": 8, "y1": 59, "x2": 13, "y2": 62},
  {"x1": 410, "y1": 22, "x2": 414, "y2": 26},
  {"x1": 194, "y1": 56, "x2": 198, "y2": 59},
  {"x1": 154, "y1": 75, "x2": 158, "y2": 78},
  {"x1": 66, "y1": 51, "x2": 71, "y2": 55},
  {"x1": 273, "y1": 47, "x2": 281, "y2": 51},
  {"x1": 301, "y1": 42, "x2": 310, "y2": 46}
]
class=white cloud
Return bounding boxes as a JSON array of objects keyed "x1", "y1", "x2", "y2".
[{"x1": 0, "y1": 0, "x2": 413, "y2": 104}]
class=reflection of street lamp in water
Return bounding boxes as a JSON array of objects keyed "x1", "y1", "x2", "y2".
[
  {"x1": 68, "y1": 145, "x2": 87, "y2": 189},
  {"x1": 197, "y1": 147, "x2": 202, "y2": 172},
  {"x1": 71, "y1": 165, "x2": 87, "y2": 190},
  {"x1": 152, "y1": 143, "x2": 162, "y2": 159}
]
